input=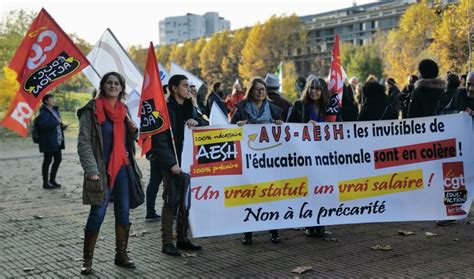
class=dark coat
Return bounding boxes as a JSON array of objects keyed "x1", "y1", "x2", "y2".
[
  {"x1": 398, "y1": 85, "x2": 414, "y2": 119},
  {"x1": 267, "y1": 91, "x2": 292, "y2": 121},
  {"x1": 452, "y1": 88, "x2": 473, "y2": 112},
  {"x1": 407, "y1": 79, "x2": 446, "y2": 118},
  {"x1": 387, "y1": 86, "x2": 400, "y2": 113},
  {"x1": 340, "y1": 85, "x2": 359, "y2": 121},
  {"x1": 358, "y1": 88, "x2": 398, "y2": 121},
  {"x1": 149, "y1": 96, "x2": 204, "y2": 170},
  {"x1": 36, "y1": 105, "x2": 65, "y2": 153},
  {"x1": 230, "y1": 100, "x2": 283, "y2": 124},
  {"x1": 287, "y1": 100, "x2": 334, "y2": 123},
  {"x1": 77, "y1": 99, "x2": 141, "y2": 205}
]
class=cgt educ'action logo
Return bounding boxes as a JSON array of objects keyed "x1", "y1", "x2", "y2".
[
  {"x1": 190, "y1": 128, "x2": 244, "y2": 177},
  {"x1": 442, "y1": 162, "x2": 468, "y2": 216}
]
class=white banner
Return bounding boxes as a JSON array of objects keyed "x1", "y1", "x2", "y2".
[{"x1": 182, "y1": 114, "x2": 474, "y2": 237}]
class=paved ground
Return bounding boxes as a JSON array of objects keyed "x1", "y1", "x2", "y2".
[{"x1": 1, "y1": 136, "x2": 474, "y2": 278}]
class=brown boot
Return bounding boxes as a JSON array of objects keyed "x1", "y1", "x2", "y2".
[
  {"x1": 80, "y1": 230, "x2": 99, "y2": 275},
  {"x1": 114, "y1": 223, "x2": 136, "y2": 268}
]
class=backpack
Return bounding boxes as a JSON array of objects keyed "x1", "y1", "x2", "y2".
[{"x1": 31, "y1": 117, "x2": 39, "y2": 144}]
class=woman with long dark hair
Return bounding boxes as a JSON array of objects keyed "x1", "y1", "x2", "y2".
[
  {"x1": 77, "y1": 72, "x2": 142, "y2": 274},
  {"x1": 288, "y1": 76, "x2": 334, "y2": 238}
]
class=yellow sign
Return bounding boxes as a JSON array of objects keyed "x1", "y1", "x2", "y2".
[
  {"x1": 193, "y1": 128, "x2": 243, "y2": 145},
  {"x1": 224, "y1": 177, "x2": 308, "y2": 207},
  {"x1": 338, "y1": 169, "x2": 424, "y2": 201}
]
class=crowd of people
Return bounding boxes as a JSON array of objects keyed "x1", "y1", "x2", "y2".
[{"x1": 35, "y1": 57, "x2": 473, "y2": 274}]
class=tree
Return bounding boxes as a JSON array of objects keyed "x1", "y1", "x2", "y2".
[
  {"x1": 430, "y1": 0, "x2": 474, "y2": 74},
  {"x1": 0, "y1": 9, "x2": 35, "y2": 74},
  {"x1": 184, "y1": 38, "x2": 207, "y2": 77},
  {"x1": 0, "y1": 67, "x2": 19, "y2": 111},
  {"x1": 239, "y1": 15, "x2": 301, "y2": 84},
  {"x1": 169, "y1": 42, "x2": 189, "y2": 67},
  {"x1": 222, "y1": 28, "x2": 250, "y2": 88},
  {"x1": 384, "y1": 1, "x2": 440, "y2": 83},
  {"x1": 156, "y1": 44, "x2": 173, "y2": 69},
  {"x1": 128, "y1": 45, "x2": 147, "y2": 71},
  {"x1": 341, "y1": 43, "x2": 383, "y2": 81},
  {"x1": 281, "y1": 61, "x2": 299, "y2": 103},
  {"x1": 200, "y1": 30, "x2": 231, "y2": 86}
]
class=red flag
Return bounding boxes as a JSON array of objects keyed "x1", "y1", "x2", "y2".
[
  {"x1": 8, "y1": 8, "x2": 89, "y2": 109},
  {"x1": 328, "y1": 34, "x2": 344, "y2": 108},
  {"x1": 0, "y1": 93, "x2": 36, "y2": 136},
  {"x1": 138, "y1": 42, "x2": 170, "y2": 156}
]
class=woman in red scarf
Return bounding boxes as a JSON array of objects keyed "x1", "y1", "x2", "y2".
[{"x1": 77, "y1": 72, "x2": 141, "y2": 274}]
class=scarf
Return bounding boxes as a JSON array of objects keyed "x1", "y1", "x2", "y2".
[
  {"x1": 307, "y1": 103, "x2": 324, "y2": 123},
  {"x1": 95, "y1": 98, "x2": 129, "y2": 188},
  {"x1": 245, "y1": 100, "x2": 272, "y2": 124}
]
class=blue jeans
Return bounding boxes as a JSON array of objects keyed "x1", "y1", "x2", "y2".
[
  {"x1": 146, "y1": 159, "x2": 162, "y2": 216},
  {"x1": 85, "y1": 166, "x2": 130, "y2": 232}
]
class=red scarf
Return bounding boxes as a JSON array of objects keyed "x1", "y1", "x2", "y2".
[{"x1": 95, "y1": 98, "x2": 129, "y2": 188}]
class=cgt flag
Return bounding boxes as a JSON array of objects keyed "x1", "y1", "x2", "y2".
[
  {"x1": 8, "y1": 8, "x2": 89, "y2": 108},
  {"x1": 138, "y1": 42, "x2": 170, "y2": 156},
  {"x1": 0, "y1": 8, "x2": 89, "y2": 136},
  {"x1": 328, "y1": 34, "x2": 344, "y2": 108}
]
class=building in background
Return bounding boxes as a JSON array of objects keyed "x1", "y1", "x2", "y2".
[
  {"x1": 289, "y1": 0, "x2": 458, "y2": 76},
  {"x1": 159, "y1": 12, "x2": 230, "y2": 44}
]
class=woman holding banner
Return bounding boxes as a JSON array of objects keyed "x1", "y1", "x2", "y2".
[
  {"x1": 231, "y1": 77, "x2": 283, "y2": 244},
  {"x1": 77, "y1": 72, "x2": 141, "y2": 274},
  {"x1": 288, "y1": 76, "x2": 331, "y2": 238}
]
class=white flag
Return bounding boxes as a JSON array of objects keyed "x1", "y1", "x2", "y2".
[
  {"x1": 169, "y1": 62, "x2": 204, "y2": 90},
  {"x1": 209, "y1": 102, "x2": 230, "y2": 126},
  {"x1": 82, "y1": 28, "x2": 144, "y2": 126},
  {"x1": 125, "y1": 89, "x2": 141, "y2": 129},
  {"x1": 158, "y1": 63, "x2": 170, "y2": 86}
]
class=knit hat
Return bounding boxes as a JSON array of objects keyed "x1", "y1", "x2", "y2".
[
  {"x1": 264, "y1": 73, "x2": 280, "y2": 89},
  {"x1": 418, "y1": 59, "x2": 439, "y2": 79}
]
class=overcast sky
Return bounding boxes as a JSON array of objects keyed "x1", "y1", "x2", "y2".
[{"x1": 1, "y1": 0, "x2": 375, "y2": 47}]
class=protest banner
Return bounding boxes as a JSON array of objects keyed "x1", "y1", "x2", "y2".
[{"x1": 181, "y1": 114, "x2": 474, "y2": 237}]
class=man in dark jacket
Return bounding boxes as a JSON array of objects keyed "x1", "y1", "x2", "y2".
[
  {"x1": 36, "y1": 94, "x2": 65, "y2": 189},
  {"x1": 264, "y1": 73, "x2": 292, "y2": 121},
  {"x1": 340, "y1": 82, "x2": 359, "y2": 122},
  {"x1": 148, "y1": 74, "x2": 202, "y2": 256},
  {"x1": 408, "y1": 59, "x2": 446, "y2": 118},
  {"x1": 452, "y1": 72, "x2": 474, "y2": 113},
  {"x1": 358, "y1": 80, "x2": 398, "y2": 121},
  {"x1": 205, "y1": 82, "x2": 227, "y2": 117},
  {"x1": 386, "y1": 77, "x2": 400, "y2": 116}
]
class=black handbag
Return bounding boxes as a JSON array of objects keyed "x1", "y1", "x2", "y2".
[
  {"x1": 126, "y1": 164, "x2": 144, "y2": 209},
  {"x1": 163, "y1": 172, "x2": 192, "y2": 211}
]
